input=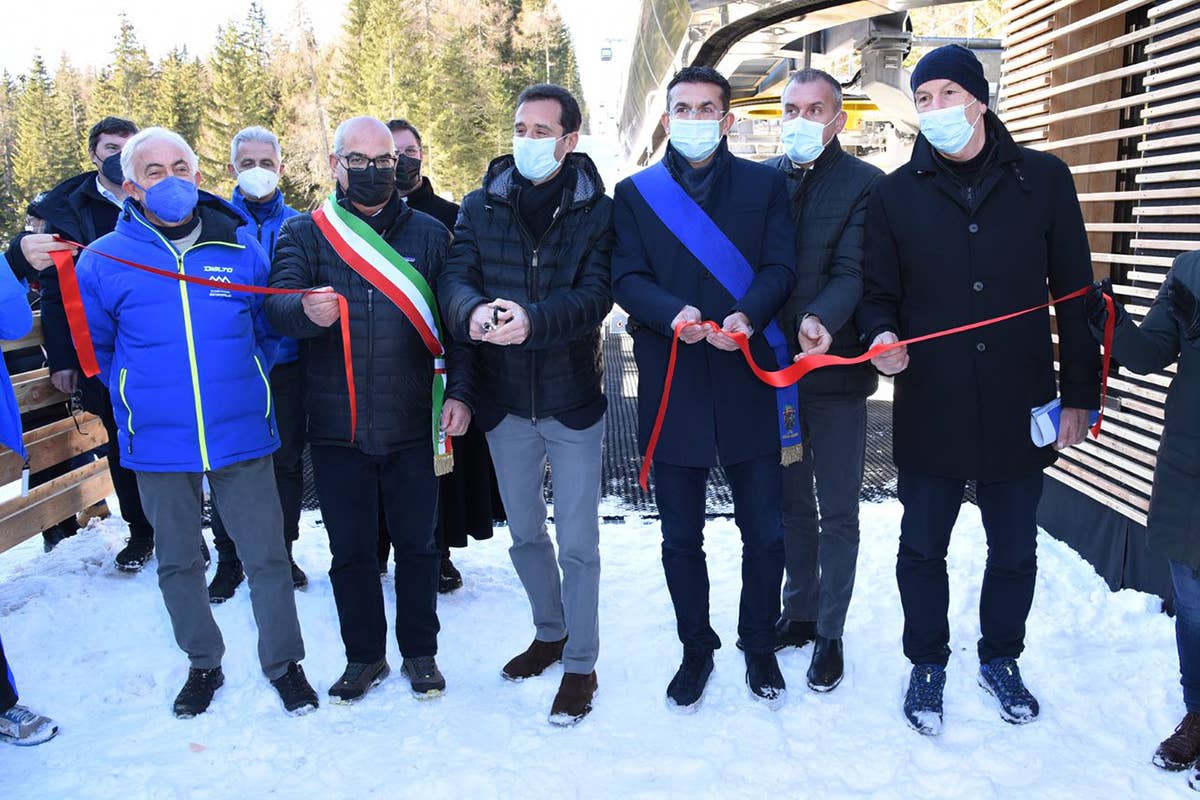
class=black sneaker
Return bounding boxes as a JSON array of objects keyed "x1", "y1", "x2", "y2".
[
  {"x1": 208, "y1": 560, "x2": 245, "y2": 604},
  {"x1": 115, "y1": 537, "x2": 155, "y2": 572},
  {"x1": 290, "y1": 557, "x2": 308, "y2": 590},
  {"x1": 745, "y1": 651, "x2": 787, "y2": 709},
  {"x1": 329, "y1": 659, "x2": 390, "y2": 704},
  {"x1": 438, "y1": 554, "x2": 463, "y2": 594},
  {"x1": 270, "y1": 662, "x2": 319, "y2": 716},
  {"x1": 401, "y1": 656, "x2": 446, "y2": 698},
  {"x1": 666, "y1": 650, "x2": 713, "y2": 712},
  {"x1": 173, "y1": 667, "x2": 224, "y2": 718}
]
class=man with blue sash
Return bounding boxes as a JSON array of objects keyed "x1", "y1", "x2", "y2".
[{"x1": 612, "y1": 66, "x2": 798, "y2": 710}]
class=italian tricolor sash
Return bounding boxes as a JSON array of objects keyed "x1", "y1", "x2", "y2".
[{"x1": 312, "y1": 193, "x2": 454, "y2": 476}]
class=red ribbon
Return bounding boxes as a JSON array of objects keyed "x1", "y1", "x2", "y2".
[
  {"x1": 638, "y1": 287, "x2": 1115, "y2": 491},
  {"x1": 49, "y1": 240, "x2": 358, "y2": 442}
]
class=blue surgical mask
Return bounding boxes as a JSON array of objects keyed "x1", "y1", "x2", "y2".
[
  {"x1": 134, "y1": 176, "x2": 199, "y2": 225},
  {"x1": 918, "y1": 100, "x2": 982, "y2": 156},
  {"x1": 512, "y1": 135, "x2": 563, "y2": 182},
  {"x1": 669, "y1": 118, "x2": 723, "y2": 163},
  {"x1": 781, "y1": 115, "x2": 836, "y2": 165}
]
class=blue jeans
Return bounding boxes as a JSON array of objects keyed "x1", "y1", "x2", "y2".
[{"x1": 1171, "y1": 560, "x2": 1200, "y2": 713}]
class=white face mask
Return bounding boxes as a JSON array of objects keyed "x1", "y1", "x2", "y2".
[
  {"x1": 669, "y1": 118, "x2": 723, "y2": 162},
  {"x1": 918, "y1": 100, "x2": 982, "y2": 156},
  {"x1": 236, "y1": 166, "x2": 280, "y2": 199},
  {"x1": 512, "y1": 135, "x2": 563, "y2": 182},
  {"x1": 780, "y1": 115, "x2": 836, "y2": 165}
]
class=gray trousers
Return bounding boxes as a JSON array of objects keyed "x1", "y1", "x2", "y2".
[
  {"x1": 137, "y1": 454, "x2": 305, "y2": 680},
  {"x1": 781, "y1": 395, "x2": 867, "y2": 639},
  {"x1": 485, "y1": 415, "x2": 603, "y2": 674}
]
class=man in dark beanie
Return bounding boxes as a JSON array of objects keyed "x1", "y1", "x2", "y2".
[{"x1": 857, "y1": 44, "x2": 1100, "y2": 735}]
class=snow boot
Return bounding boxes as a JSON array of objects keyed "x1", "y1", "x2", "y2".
[
  {"x1": 978, "y1": 657, "x2": 1040, "y2": 724},
  {"x1": 271, "y1": 662, "x2": 318, "y2": 716},
  {"x1": 904, "y1": 663, "x2": 946, "y2": 736},
  {"x1": 207, "y1": 560, "x2": 245, "y2": 604},
  {"x1": 549, "y1": 671, "x2": 597, "y2": 726},
  {"x1": 115, "y1": 536, "x2": 154, "y2": 572},
  {"x1": 666, "y1": 650, "x2": 713, "y2": 712},
  {"x1": 173, "y1": 667, "x2": 224, "y2": 718},
  {"x1": 745, "y1": 650, "x2": 786, "y2": 709},
  {"x1": 401, "y1": 656, "x2": 445, "y2": 698},
  {"x1": 1155, "y1": 712, "x2": 1200, "y2": 771}
]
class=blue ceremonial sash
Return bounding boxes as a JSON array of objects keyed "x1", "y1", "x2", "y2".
[{"x1": 630, "y1": 161, "x2": 803, "y2": 459}]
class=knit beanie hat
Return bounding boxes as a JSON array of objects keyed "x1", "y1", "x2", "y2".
[{"x1": 910, "y1": 44, "x2": 989, "y2": 106}]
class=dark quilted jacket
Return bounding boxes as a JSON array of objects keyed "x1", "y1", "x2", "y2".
[
  {"x1": 265, "y1": 196, "x2": 472, "y2": 455},
  {"x1": 439, "y1": 152, "x2": 613, "y2": 425}
]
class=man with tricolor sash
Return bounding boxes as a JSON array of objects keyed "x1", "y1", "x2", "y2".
[
  {"x1": 266, "y1": 116, "x2": 472, "y2": 704},
  {"x1": 611, "y1": 66, "x2": 798, "y2": 711}
]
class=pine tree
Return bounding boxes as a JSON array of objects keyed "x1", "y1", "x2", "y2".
[
  {"x1": 91, "y1": 15, "x2": 154, "y2": 125},
  {"x1": 0, "y1": 73, "x2": 21, "y2": 245},
  {"x1": 52, "y1": 56, "x2": 89, "y2": 170},
  {"x1": 330, "y1": 0, "x2": 374, "y2": 121},
  {"x1": 12, "y1": 55, "x2": 78, "y2": 208},
  {"x1": 153, "y1": 48, "x2": 205, "y2": 146}
]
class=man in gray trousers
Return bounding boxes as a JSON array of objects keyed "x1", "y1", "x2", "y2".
[
  {"x1": 766, "y1": 69, "x2": 883, "y2": 691},
  {"x1": 440, "y1": 84, "x2": 614, "y2": 725}
]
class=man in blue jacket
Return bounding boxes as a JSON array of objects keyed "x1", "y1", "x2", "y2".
[
  {"x1": 206, "y1": 126, "x2": 306, "y2": 603},
  {"x1": 612, "y1": 66, "x2": 797, "y2": 710},
  {"x1": 75, "y1": 127, "x2": 317, "y2": 718}
]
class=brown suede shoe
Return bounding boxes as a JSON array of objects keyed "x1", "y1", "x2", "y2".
[
  {"x1": 549, "y1": 671, "x2": 597, "y2": 726},
  {"x1": 1155, "y1": 712, "x2": 1200, "y2": 771},
  {"x1": 501, "y1": 636, "x2": 567, "y2": 681}
]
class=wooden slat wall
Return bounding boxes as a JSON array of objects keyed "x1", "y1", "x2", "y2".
[{"x1": 1000, "y1": 0, "x2": 1200, "y2": 526}]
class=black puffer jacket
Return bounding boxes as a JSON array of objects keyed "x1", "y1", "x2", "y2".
[
  {"x1": 439, "y1": 152, "x2": 613, "y2": 428},
  {"x1": 766, "y1": 140, "x2": 881, "y2": 398},
  {"x1": 265, "y1": 193, "x2": 471, "y2": 456}
]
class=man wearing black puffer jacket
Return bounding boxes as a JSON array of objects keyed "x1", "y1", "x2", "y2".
[
  {"x1": 440, "y1": 84, "x2": 613, "y2": 726},
  {"x1": 764, "y1": 69, "x2": 882, "y2": 694},
  {"x1": 266, "y1": 116, "x2": 473, "y2": 705}
]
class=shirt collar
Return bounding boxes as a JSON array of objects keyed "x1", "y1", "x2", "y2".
[{"x1": 95, "y1": 176, "x2": 123, "y2": 208}]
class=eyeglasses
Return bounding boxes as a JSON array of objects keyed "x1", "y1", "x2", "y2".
[
  {"x1": 670, "y1": 105, "x2": 727, "y2": 120},
  {"x1": 336, "y1": 152, "x2": 399, "y2": 171}
]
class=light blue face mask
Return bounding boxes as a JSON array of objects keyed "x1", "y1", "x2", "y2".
[
  {"x1": 781, "y1": 115, "x2": 837, "y2": 165},
  {"x1": 918, "y1": 100, "x2": 982, "y2": 155},
  {"x1": 512, "y1": 135, "x2": 563, "y2": 182},
  {"x1": 669, "y1": 118, "x2": 723, "y2": 162}
]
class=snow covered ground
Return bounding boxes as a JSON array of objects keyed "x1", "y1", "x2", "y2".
[{"x1": 0, "y1": 498, "x2": 1189, "y2": 798}]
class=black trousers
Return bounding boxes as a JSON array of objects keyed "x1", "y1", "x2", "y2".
[
  {"x1": 896, "y1": 469, "x2": 1044, "y2": 666},
  {"x1": 0, "y1": 632, "x2": 17, "y2": 712},
  {"x1": 311, "y1": 443, "x2": 440, "y2": 663},
  {"x1": 212, "y1": 361, "x2": 304, "y2": 563},
  {"x1": 655, "y1": 452, "x2": 785, "y2": 655}
]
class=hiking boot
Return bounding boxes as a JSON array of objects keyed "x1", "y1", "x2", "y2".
[
  {"x1": 501, "y1": 636, "x2": 567, "y2": 681},
  {"x1": 401, "y1": 656, "x2": 446, "y2": 698},
  {"x1": 207, "y1": 560, "x2": 245, "y2": 604},
  {"x1": 328, "y1": 659, "x2": 390, "y2": 704},
  {"x1": 173, "y1": 666, "x2": 224, "y2": 718},
  {"x1": 438, "y1": 554, "x2": 463, "y2": 594},
  {"x1": 904, "y1": 663, "x2": 946, "y2": 736},
  {"x1": 1155, "y1": 712, "x2": 1200, "y2": 771},
  {"x1": 42, "y1": 520, "x2": 79, "y2": 553},
  {"x1": 290, "y1": 557, "x2": 308, "y2": 590},
  {"x1": 270, "y1": 662, "x2": 319, "y2": 716},
  {"x1": 77, "y1": 500, "x2": 111, "y2": 528},
  {"x1": 978, "y1": 657, "x2": 1040, "y2": 724},
  {"x1": 0, "y1": 705, "x2": 59, "y2": 746},
  {"x1": 666, "y1": 650, "x2": 713, "y2": 712},
  {"x1": 736, "y1": 618, "x2": 815, "y2": 652},
  {"x1": 745, "y1": 650, "x2": 786, "y2": 709},
  {"x1": 807, "y1": 636, "x2": 844, "y2": 692},
  {"x1": 549, "y1": 671, "x2": 597, "y2": 726},
  {"x1": 115, "y1": 537, "x2": 154, "y2": 572}
]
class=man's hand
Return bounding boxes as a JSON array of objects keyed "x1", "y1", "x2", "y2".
[
  {"x1": 481, "y1": 298, "x2": 530, "y2": 346},
  {"x1": 440, "y1": 398, "x2": 471, "y2": 437},
  {"x1": 21, "y1": 234, "x2": 78, "y2": 271},
  {"x1": 1056, "y1": 407, "x2": 1090, "y2": 450},
  {"x1": 870, "y1": 331, "x2": 909, "y2": 375},
  {"x1": 301, "y1": 288, "x2": 340, "y2": 327},
  {"x1": 670, "y1": 305, "x2": 706, "y2": 344},
  {"x1": 468, "y1": 303, "x2": 495, "y2": 341},
  {"x1": 51, "y1": 369, "x2": 78, "y2": 395},
  {"x1": 798, "y1": 315, "x2": 832, "y2": 355},
  {"x1": 707, "y1": 311, "x2": 753, "y2": 351}
]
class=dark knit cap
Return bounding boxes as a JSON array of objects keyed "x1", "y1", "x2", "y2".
[{"x1": 910, "y1": 44, "x2": 989, "y2": 106}]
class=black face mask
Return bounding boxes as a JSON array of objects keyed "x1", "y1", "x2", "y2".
[
  {"x1": 344, "y1": 165, "x2": 396, "y2": 206},
  {"x1": 395, "y1": 154, "x2": 422, "y2": 193},
  {"x1": 100, "y1": 152, "x2": 125, "y2": 186}
]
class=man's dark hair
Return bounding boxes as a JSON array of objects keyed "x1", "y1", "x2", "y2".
[
  {"x1": 385, "y1": 118, "x2": 422, "y2": 145},
  {"x1": 87, "y1": 116, "x2": 138, "y2": 154},
  {"x1": 666, "y1": 66, "x2": 732, "y2": 112},
  {"x1": 786, "y1": 68, "x2": 844, "y2": 110},
  {"x1": 515, "y1": 84, "x2": 582, "y2": 134}
]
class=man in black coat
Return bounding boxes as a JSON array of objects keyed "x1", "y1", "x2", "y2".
[
  {"x1": 856, "y1": 45, "x2": 1100, "y2": 735},
  {"x1": 612, "y1": 67, "x2": 797, "y2": 710},
  {"x1": 5, "y1": 116, "x2": 165, "y2": 572},
  {"x1": 266, "y1": 116, "x2": 473, "y2": 704},
  {"x1": 766, "y1": 68, "x2": 883, "y2": 693},
  {"x1": 440, "y1": 85, "x2": 612, "y2": 726}
]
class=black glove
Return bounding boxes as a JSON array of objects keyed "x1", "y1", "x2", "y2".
[
  {"x1": 1084, "y1": 278, "x2": 1126, "y2": 331},
  {"x1": 1168, "y1": 276, "x2": 1200, "y2": 343}
]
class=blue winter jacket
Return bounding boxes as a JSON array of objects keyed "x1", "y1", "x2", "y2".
[
  {"x1": 76, "y1": 192, "x2": 281, "y2": 473},
  {"x1": 230, "y1": 187, "x2": 301, "y2": 365},
  {"x1": 0, "y1": 254, "x2": 33, "y2": 459}
]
